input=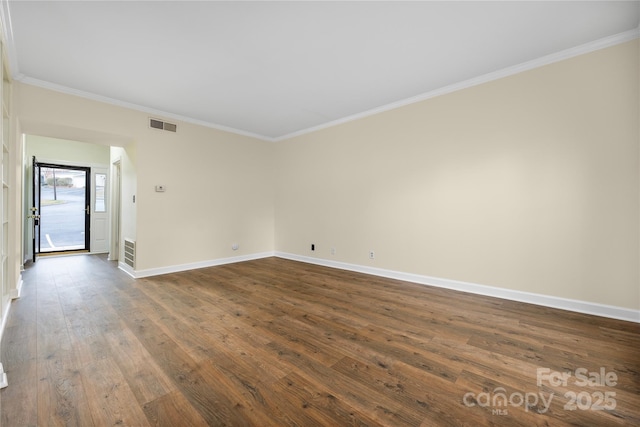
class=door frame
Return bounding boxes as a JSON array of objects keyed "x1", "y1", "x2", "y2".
[
  {"x1": 31, "y1": 156, "x2": 40, "y2": 262},
  {"x1": 91, "y1": 167, "x2": 110, "y2": 254},
  {"x1": 109, "y1": 159, "x2": 122, "y2": 262},
  {"x1": 35, "y1": 162, "x2": 91, "y2": 255},
  {"x1": 27, "y1": 158, "x2": 111, "y2": 260}
]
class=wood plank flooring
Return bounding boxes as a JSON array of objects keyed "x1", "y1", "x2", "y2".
[{"x1": 1, "y1": 254, "x2": 638, "y2": 426}]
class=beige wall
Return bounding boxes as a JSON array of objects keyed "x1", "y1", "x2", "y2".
[
  {"x1": 133, "y1": 121, "x2": 274, "y2": 270},
  {"x1": 16, "y1": 83, "x2": 275, "y2": 271},
  {"x1": 12, "y1": 40, "x2": 639, "y2": 312},
  {"x1": 275, "y1": 40, "x2": 639, "y2": 310}
]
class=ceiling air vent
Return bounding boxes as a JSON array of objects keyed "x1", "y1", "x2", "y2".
[{"x1": 149, "y1": 118, "x2": 177, "y2": 132}]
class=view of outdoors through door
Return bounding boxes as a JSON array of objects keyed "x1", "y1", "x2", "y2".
[{"x1": 39, "y1": 164, "x2": 90, "y2": 253}]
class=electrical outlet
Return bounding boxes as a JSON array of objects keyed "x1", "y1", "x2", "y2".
[
  {"x1": 369, "y1": 250, "x2": 375, "y2": 259},
  {"x1": 311, "y1": 244, "x2": 315, "y2": 251},
  {"x1": 331, "y1": 247, "x2": 336, "y2": 255},
  {"x1": 232, "y1": 243, "x2": 239, "y2": 251}
]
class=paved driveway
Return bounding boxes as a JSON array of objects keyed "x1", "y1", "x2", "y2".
[{"x1": 40, "y1": 186, "x2": 86, "y2": 251}]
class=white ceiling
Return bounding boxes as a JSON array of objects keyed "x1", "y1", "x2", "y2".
[{"x1": 4, "y1": 1, "x2": 640, "y2": 141}]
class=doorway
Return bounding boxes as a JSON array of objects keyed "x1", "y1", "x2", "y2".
[{"x1": 33, "y1": 159, "x2": 90, "y2": 257}]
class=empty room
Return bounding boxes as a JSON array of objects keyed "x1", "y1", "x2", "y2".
[{"x1": 0, "y1": 1, "x2": 638, "y2": 426}]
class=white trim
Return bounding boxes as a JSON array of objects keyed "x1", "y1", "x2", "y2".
[
  {"x1": 0, "y1": 363, "x2": 7, "y2": 389},
  {"x1": 0, "y1": 0, "x2": 13, "y2": 46},
  {"x1": 118, "y1": 261, "x2": 136, "y2": 279},
  {"x1": 9, "y1": 28, "x2": 639, "y2": 143},
  {"x1": 15, "y1": 76, "x2": 273, "y2": 142},
  {"x1": 33, "y1": 159, "x2": 110, "y2": 256},
  {"x1": 0, "y1": 0, "x2": 17, "y2": 82},
  {"x1": 120, "y1": 251, "x2": 275, "y2": 279},
  {"x1": 275, "y1": 28, "x2": 640, "y2": 142},
  {"x1": 0, "y1": 294, "x2": 14, "y2": 352},
  {"x1": 116, "y1": 250, "x2": 640, "y2": 322},
  {"x1": 9, "y1": 274, "x2": 22, "y2": 300},
  {"x1": 275, "y1": 252, "x2": 640, "y2": 324}
]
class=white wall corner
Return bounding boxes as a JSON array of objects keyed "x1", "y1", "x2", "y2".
[
  {"x1": 0, "y1": 363, "x2": 8, "y2": 389},
  {"x1": 118, "y1": 261, "x2": 136, "y2": 279},
  {"x1": 125, "y1": 251, "x2": 276, "y2": 279},
  {"x1": 9, "y1": 274, "x2": 23, "y2": 300},
  {"x1": 274, "y1": 252, "x2": 640, "y2": 324},
  {"x1": 0, "y1": 293, "x2": 15, "y2": 362}
]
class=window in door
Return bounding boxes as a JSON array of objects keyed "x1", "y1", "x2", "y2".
[{"x1": 38, "y1": 164, "x2": 90, "y2": 253}]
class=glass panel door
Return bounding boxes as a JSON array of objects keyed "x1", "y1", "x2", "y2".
[
  {"x1": 38, "y1": 163, "x2": 90, "y2": 253},
  {"x1": 31, "y1": 156, "x2": 40, "y2": 261}
]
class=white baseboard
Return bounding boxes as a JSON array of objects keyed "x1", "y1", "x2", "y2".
[
  {"x1": 9, "y1": 274, "x2": 23, "y2": 300},
  {"x1": 0, "y1": 294, "x2": 14, "y2": 352},
  {"x1": 120, "y1": 251, "x2": 275, "y2": 279},
  {"x1": 114, "y1": 249, "x2": 638, "y2": 323},
  {"x1": 118, "y1": 261, "x2": 136, "y2": 278},
  {"x1": 90, "y1": 250, "x2": 109, "y2": 255},
  {"x1": 275, "y1": 252, "x2": 640, "y2": 324},
  {"x1": 0, "y1": 363, "x2": 7, "y2": 389},
  {"x1": 0, "y1": 274, "x2": 24, "y2": 386}
]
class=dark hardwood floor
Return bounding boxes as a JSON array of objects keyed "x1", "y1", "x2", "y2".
[{"x1": 1, "y1": 254, "x2": 638, "y2": 426}]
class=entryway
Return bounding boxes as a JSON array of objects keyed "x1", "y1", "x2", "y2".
[
  {"x1": 31, "y1": 157, "x2": 110, "y2": 261},
  {"x1": 35, "y1": 161, "x2": 91, "y2": 254},
  {"x1": 25, "y1": 135, "x2": 113, "y2": 264}
]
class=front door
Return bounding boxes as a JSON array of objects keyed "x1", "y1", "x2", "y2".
[
  {"x1": 31, "y1": 156, "x2": 40, "y2": 262},
  {"x1": 36, "y1": 162, "x2": 91, "y2": 255}
]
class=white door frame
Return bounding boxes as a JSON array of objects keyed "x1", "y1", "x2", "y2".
[
  {"x1": 109, "y1": 159, "x2": 121, "y2": 261},
  {"x1": 26, "y1": 157, "x2": 109, "y2": 255},
  {"x1": 90, "y1": 167, "x2": 109, "y2": 254}
]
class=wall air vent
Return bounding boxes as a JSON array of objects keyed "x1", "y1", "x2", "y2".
[
  {"x1": 124, "y1": 238, "x2": 136, "y2": 269},
  {"x1": 149, "y1": 118, "x2": 177, "y2": 132}
]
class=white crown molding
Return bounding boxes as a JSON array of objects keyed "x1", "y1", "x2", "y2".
[
  {"x1": 8, "y1": 25, "x2": 640, "y2": 143},
  {"x1": 275, "y1": 252, "x2": 640, "y2": 324},
  {"x1": 0, "y1": 0, "x2": 18, "y2": 80},
  {"x1": 0, "y1": 0, "x2": 11, "y2": 44},
  {"x1": 120, "y1": 251, "x2": 275, "y2": 279},
  {"x1": 15, "y1": 75, "x2": 275, "y2": 142},
  {"x1": 274, "y1": 27, "x2": 640, "y2": 142}
]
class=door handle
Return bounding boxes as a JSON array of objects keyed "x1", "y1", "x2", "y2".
[
  {"x1": 28, "y1": 214, "x2": 40, "y2": 226},
  {"x1": 85, "y1": 205, "x2": 90, "y2": 215}
]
